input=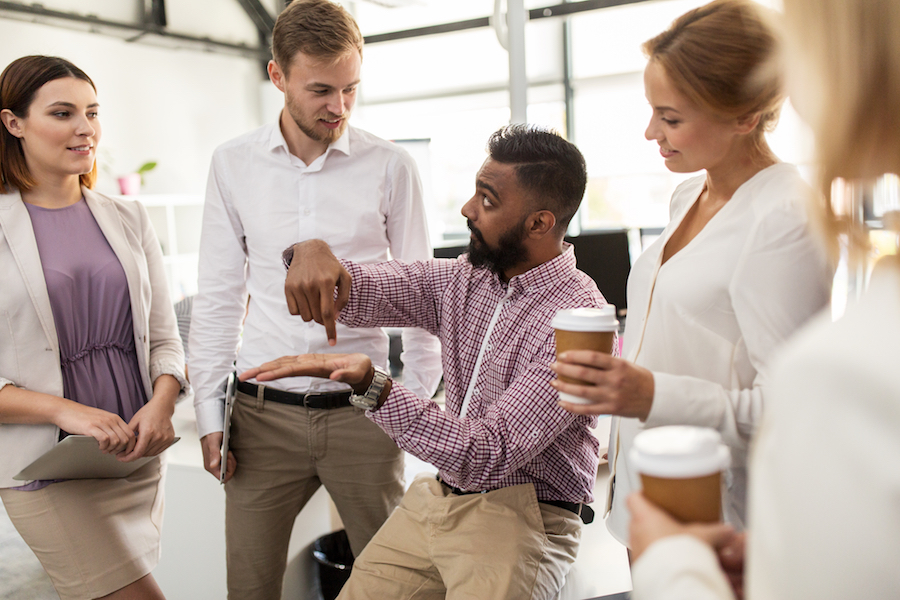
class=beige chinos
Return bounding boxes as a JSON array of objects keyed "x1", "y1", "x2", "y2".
[
  {"x1": 225, "y1": 390, "x2": 404, "y2": 599},
  {"x1": 336, "y1": 473, "x2": 582, "y2": 600}
]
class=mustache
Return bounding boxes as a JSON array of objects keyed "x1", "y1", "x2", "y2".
[{"x1": 467, "y1": 220, "x2": 486, "y2": 244}]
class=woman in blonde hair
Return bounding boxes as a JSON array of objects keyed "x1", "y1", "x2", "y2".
[
  {"x1": 552, "y1": 0, "x2": 833, "y2": 546},
  {"x1": 628, "y1": 0, "x2": 900, "y2": 598},
  {"x1": 0, "y1": 55, "x2": 187, "y2": 599}
]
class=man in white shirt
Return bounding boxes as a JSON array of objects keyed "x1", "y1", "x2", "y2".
[{"x1": 189, "y1": 1, "x2": 442, "y2": 597}]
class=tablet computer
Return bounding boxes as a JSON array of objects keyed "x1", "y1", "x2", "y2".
[
  {"x1": 13, "y1": 435, "x2": 180, "y2": 481},
  {"x1": 220, "y1": 371, "x2": 237, "y2": 484}
]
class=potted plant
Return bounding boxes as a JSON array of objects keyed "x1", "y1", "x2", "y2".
[{"x1": 117, "y1": 161, "x2": 157, "y2": 195}]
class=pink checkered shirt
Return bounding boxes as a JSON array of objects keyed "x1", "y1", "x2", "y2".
[{"x1": 339, "y1": 244, "x2": 606, "y2": 503}]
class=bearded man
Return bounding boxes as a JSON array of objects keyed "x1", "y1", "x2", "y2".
[{"x1": 244, "y1": 124, "x2": 609, "y2": 600}]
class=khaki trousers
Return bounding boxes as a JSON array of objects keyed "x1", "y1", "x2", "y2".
[
  {"x1": 225, "y1": 390, "x2": 404, "y2": 600},
  {"x1": 337, "y1": 473, "x2": 582, "y2": 600}
]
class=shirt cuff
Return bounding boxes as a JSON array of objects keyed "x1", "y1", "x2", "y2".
[
  {"x1": 645, "y1": 372, "x2": 725, "y2": 429},
  {"x1": 150, "y1": 359, "x2": 192, "y2": 402},
  {"x1": 0, "y1": 377, "x2": 14, "y2": 393},
  {"x1": 632, "y1": 535, "x2": 735, "y2": 600},
  {"x1": 367, "y1": 383, "x2": 427, "y2": 439},
  {"x1": 282, "y1": 245, "x2": 295, "y2": 271},
  {"x1": 194, "y1": 397, "x2": 226, "y2": 439}
]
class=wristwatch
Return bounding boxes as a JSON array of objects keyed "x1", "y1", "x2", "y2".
[{"x1": 350, "y1": 365, "x2": 390, "y2": 410}]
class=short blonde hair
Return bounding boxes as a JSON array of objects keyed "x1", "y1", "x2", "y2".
[
  {"x1": 272, "y1": 0, "x2": 363, "y2": 69},
  {"x1": 643, "y1": 0, "x2": 782, "y2": 146}
]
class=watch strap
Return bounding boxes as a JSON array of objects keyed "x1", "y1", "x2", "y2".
[{"x1": 350, "y1": 365, "x2": 390, "y2": 410}]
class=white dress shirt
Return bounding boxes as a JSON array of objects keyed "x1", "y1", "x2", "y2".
[
  {"x1": 190, "y1": 122, "x2": 442, "y2": 439},
  {"x1": 632, "y1": 257, "x2": 900, "y2": 600},
  {"x1": 606, "y1": 163, "x2": 834, "y2": 544}
]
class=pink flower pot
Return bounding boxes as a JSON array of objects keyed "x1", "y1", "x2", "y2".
[{"x1": 117, "y1": 173, "x2": 141, "y2": 195}]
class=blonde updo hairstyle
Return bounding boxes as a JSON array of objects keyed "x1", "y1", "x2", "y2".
[{"x1": 643, "y1": 0, "x2": 783, "y2": 152}]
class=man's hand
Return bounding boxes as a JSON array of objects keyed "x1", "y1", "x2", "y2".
[
  {"x1": 628, "y1": 493, "x2": 737, "y2": 562},
  {"x1": 284, "y1": 240, "x2": 352, "y2": 346},
  {"x1": 201, "y1": 432, "x2": 236, "y2": 483},
  {"x1": 240, "y1": 353, "x2": 373, "y2": 391},
  {"x1": 551, "y1": 351, "x2": 655, "y2": 420}
]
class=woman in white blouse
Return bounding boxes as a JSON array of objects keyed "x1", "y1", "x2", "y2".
[
  {"x1": 551, "y1": 0, "x2": 833, "y2": 545},
  {"x1": 628, "y1": 0, "x2": 900, "y2": 598}
]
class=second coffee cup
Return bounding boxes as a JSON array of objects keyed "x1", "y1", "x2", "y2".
[
  {"x1": 552, "y1": 306, "x2": 618, "y2": 405},
  {"x1": 630, "y1": 426, "x2": 731, "y2": 523}
]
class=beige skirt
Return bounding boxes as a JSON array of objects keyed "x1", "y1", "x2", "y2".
[{"x1": 0, "y1": 456, "x2": 166, "y2": 600}]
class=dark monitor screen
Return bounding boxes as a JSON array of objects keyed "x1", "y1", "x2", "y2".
[
  {"x1": 565, "y1": 230, "x2": 630, "y2": 318},
  {"x1": 433, "y1": 244, "x2": 468, "y2": 260},
  {"x1": 433, "y1": 229, "x2": 630, "y2": 317}
]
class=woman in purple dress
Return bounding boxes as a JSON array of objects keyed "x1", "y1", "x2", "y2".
[{"x1": 0, "y1": 56, "x2": 187, "y2": 600}]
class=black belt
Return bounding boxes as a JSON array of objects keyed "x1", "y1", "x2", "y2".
[
  {"x1": 438, "y1": 477, "x2": 595, "y2": 525},
  {"x1": 237, "y1": 380, "x2": 352, "y2": 409}
]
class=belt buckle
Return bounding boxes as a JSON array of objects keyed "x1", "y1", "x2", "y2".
[{"x1": 301, "y1": 391, "x2": 316, "y2": 408}]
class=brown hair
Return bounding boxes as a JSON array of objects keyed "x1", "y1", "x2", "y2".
[
  {"x1": 643, "y1": 0, "x2": 782, "y2": 146},
  {"x1": 272, "y1": 0, "x2": 363, "y2": 69},
  {"x1": 1, "y1": 56, "x2": 98, "y2": 194},
  {"x1": 783, "y1": 0, "x2": 900, "y2": 257}
]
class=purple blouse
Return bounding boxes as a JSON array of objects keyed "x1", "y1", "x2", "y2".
[{"x1": 15, "y1": 198, "x2": 148, "y2": 490}]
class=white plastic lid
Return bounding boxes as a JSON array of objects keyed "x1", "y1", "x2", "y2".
[
  {"x1": 629, "y1": 426, "x2": 731, "y2": 478},
  {"x1": 551, "y1": 306, "x2": 618, "y2": 332}
]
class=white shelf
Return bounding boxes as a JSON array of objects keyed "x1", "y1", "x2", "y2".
[{"x1": 117, "y1": 194, "x2": 204, "y2": 302}]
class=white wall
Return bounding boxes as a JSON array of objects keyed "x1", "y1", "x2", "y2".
[{"x1": 0, "y1": 17, "x2": 269, "y2": 195}]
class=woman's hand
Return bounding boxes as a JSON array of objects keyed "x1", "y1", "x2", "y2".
[
  {"x1": 550, "y1": 350, "x2": 655, "y2": 419},
  {"x1": 628, "y1": 492, "x2": 737, "y2": 561},
  {"x1": 120, "y1": 400, "x2": 176, "y2": 462},
  {"x1": 54, "y1": 403, "x2": 137, "y2": 457},
  {"x1": 240, "y1": 353, "x2": 373, "y2": 391},
  {"x1": 119, "y1": 374, "x2": 179, "y2": 462}
]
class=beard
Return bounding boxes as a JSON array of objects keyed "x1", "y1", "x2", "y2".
[
  {"x1": 467, "y1": 217, "x2": 529, "y2": 278},
  {"x1": 285, "y1": 96, "x2": 349, "y2": 145}
]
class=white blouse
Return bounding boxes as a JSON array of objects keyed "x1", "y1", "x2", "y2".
[
  {"x1": 631, "y1": 257, "x2": 900, "y2": 600},
  {"x1": 605, "y1": 163, "x2": 833, "y2": 544}
]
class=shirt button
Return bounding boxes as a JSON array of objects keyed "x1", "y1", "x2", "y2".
[
  {"x1": 302, "y1": 208, "x2": 311, "y2": 217},
  {"x1": 473, "y1": 388, "x2": 480, "y2": 396}
]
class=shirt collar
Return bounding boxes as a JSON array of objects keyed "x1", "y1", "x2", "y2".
[
  {"x1": 486, "y1": 242, "x2": 576, "y2": 296},
  {"x1": 266, "y1": 119, "x2": 352, "y2": 160}
]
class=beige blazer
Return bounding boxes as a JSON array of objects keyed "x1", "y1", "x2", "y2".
[{"x1": 0, "y1": 187, "x2": 187, "y2": 488}]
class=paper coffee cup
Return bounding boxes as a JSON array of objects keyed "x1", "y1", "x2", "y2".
[
  {"x1": 630, "y1": 426, "x2": 730, "y2": 523},
  {"x1": 552, "y1": 306, "x2": 618, "y2": 404}
]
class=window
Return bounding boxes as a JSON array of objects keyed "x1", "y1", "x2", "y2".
[{"x1": 351, "y1": 0, "x2": 804, "y2": 244}]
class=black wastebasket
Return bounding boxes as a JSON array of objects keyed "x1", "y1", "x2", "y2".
[{"x1": 312, "y1": 529, "x2": 355, "y2": 600}]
